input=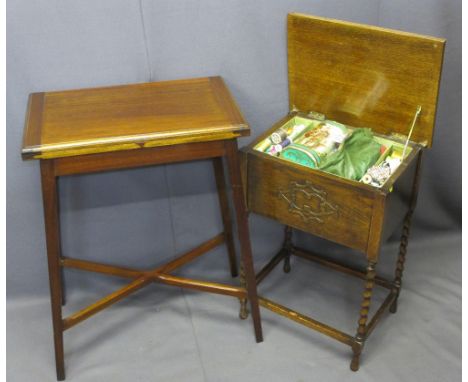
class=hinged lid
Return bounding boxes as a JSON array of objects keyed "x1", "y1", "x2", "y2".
[{"x1": 288, "y1": 13, "x2": 445, "y2": 147}]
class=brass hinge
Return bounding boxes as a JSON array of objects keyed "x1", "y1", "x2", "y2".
[
  {"x1": 290, "y1": 105, "x2": 299, "y2": 114},
  {"x1": 290, "y1": 106, "x2": 326, "y2": 121},
  {"x1": 389, "y1": 132, "x2": 427, "y2": 147},
  {"x1": 389, "y1": 133, "x2": 408, "y2": 142},
  {"x1": 307, "y1": 110, "x2": 326, "y2": 121}
]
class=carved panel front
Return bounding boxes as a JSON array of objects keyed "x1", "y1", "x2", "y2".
[{"x1": 277, "y1": 180, "x2": 339, "y2": 223}]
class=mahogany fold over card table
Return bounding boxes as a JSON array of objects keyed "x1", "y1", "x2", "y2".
[{"x1": 22, "y1": 76, "x2": 263, "y2": 380}]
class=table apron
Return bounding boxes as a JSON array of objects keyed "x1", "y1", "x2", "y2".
[{"x1": 52, "y1": 140, "x2": 228, "y2": 176}]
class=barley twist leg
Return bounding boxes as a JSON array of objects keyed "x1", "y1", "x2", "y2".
[
  {"x1": 351, "y1": 261, "x2": 376, "y2": 372},
  {"x1": 390, "y1": 212, "x2": 413, "y2": 314}
]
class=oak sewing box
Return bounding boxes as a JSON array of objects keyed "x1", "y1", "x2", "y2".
[
  {"x1": 21, "y1": 76, "x2": 263, "y2": 380},
  {"x1": 241, "y1": 13, "x2": 445, "y2": 370}
]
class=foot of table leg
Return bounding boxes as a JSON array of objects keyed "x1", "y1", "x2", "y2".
[
  {"x1": 41, "y1": 160, "x2": 65, "y2": 380},
  {"x1": 213, "y1": 157, "x2": 238, "y2": 278},
  {"x1": 350, "y1": 340, "x2": 363, "y2": 371},
  {"x1": 225, "y1": 141, "x2": 263, "y2": 342},
  {"x1": 390, "y1": 212, "x2": 412, "y2": 314},
  {"x1": 350, "y1": 261, "x2": 376, "y2": 372},
  {"x1": 283, "y1": 226, "x2": 293, "y2": 273}
]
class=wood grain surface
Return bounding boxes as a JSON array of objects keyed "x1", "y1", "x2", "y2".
[
  {"x1": 22, "y1": 76, "x2": 249, "y2": 159},
  {"x1": 288, "y1": 13, "x2": 445, "y2": 147}
]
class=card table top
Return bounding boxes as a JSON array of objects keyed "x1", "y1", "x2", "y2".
[{"x1": 22, "y1": 76, "x2": 249, "y2": 160}]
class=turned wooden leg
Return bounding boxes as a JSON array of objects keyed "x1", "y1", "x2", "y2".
[
  {"x1": 225, "y1": 140, "x2": 263, "y2": 342},
  {"x1": 41, "y1": 160, "x2": 65, "y2": 381},
  {"x1": 283, "y1": 226, "x2": 293, "y2": 273},
  {"x1": 390, "y1": 212, "x2": 413, "y2": 314},
  {"x1": 212, "y1": 157, "x2": 238, "y2": 278},
  {"x1": 351, "y1": 261, "x2": 376, "y2": 372}
]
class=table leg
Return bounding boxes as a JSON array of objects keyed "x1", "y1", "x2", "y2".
[
  {"x1": 351, "y1": 260, "x2": 376, "y2": 371},
  {"x1": 61, "y1": 266, "x2": 66, "y2": 306},
  {"x1": 390, "y1": 151, "x2": 422, "y2": 314},
  {"x1": 283, "y1": 226, "x2": 293, "y2": 273},
  {"x1": 212, "y1": 157, "x2": 238, "y2": 277},
  {"x1": 225, "y1": 140, "x2": 263, "y2": 343},
  {"x1": 238, "y1": 263, "x2": 249, "y2": 319},
  {"x1": 389, "y1": 212, "x2": 413, "y2": 314},
  {"x1": 41, "y1": 160, "x2": 65, "y2": 380}
]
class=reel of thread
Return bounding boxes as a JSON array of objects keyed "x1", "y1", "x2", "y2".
[
  {"x1": 267, "y1": 144, "x2": 283, "y2": 156},
  {"x1": 270, "y1": 128, "x2": 288, "y2": 144},
  {"x1": 361, "y1": 157, "x2": 401, "y2": 187},
  {"x1": 268, "y1": 132, "x2": 298, "y2": 155},
  {"x1": 270, "y1": 124, "x2": 306, "y2": 145}
]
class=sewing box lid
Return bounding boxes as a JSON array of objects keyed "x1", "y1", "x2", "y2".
[{"x1": 287, "y1": 13, "x2": 445, "y2": 148}]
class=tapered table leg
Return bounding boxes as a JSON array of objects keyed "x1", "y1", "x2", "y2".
[
  {"x1": 212, "y1": 157, "x2": 238, "y2": 277},
  {"x1": 238, "y1": 263, "x2": 249, "y2": 319},
  {"x1": 41, "y1": 160, "x2": 65, "y2": 380},
  {"x1": 283, "y1": 226, "x2": 293, "y2": 273},
  {"x1": 225, "y1": 140, "x2": 263, "y2": 343},
  {"x1": 351, "y1": 261, "x2": 376, "y2": 371},
  {"x1": 61, "y1": 265, "x2": 66, "y2": 306}
]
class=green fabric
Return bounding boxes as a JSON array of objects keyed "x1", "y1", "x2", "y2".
[{"x1": 318, "y1": 128, "x2": 381, "y2": 181}]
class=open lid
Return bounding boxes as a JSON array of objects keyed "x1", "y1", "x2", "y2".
[{"x1": 288, "y1": 13, "x2": 445, "y2": 147}]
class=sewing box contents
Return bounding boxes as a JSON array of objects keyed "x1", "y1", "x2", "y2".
[{"x1": 254, "y1": 113, "x2": 413, "y2": 187}]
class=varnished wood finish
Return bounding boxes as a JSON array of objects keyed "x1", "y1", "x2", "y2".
[
  {"x1": 255, "y1": 245, "x2": 408, "y2": 351},
  {"x1": 259, "y1": 296, "x2": 354, "y2": 346},
  {"x1": 243, "y1": 115, "x2": 422, "y2": 261},
  {"x1": 351, "y1": 261, "x2": 376, "y2": 371},
  {"x1": 226, "y1": 140, "x2": 263, "y2": 341},
  {"x1": 242, "y1": 13, "x2": 441, "y2": 372},
  {"x1": 63, "y1": 276, "x2": 153, "y2": 331},
  {"x1": 61, "y1": 257, "x2": 143, "y2": 279},
  {"x1": 61, "y1": 235, "x2": 242, "y2": 298},
  {"x1": 40, "y1": 161, "x2": 65, "y2": 381},
  {"x1": 288, "y1": 13, "x2": 445, "y2": 147},
  {"x1": 366, "y1": 193, "x2": 386, "y2": 261},
  {"x1": 26, "y1": 78, "x2": 263, "y2": 379},
  {"x1": 238, "y1": 264, "x2": 249, "y2": 320},
  {"x1": 380, "y1": 149, "x2": 420, "y2": 243},
  {"x1": 54, "y1": 140, "x2": 227, "y2": 176},
  {"x1": 22, "y1": 76, "x2": 248, "y2": 159},
  {"x1": 246, "y1": 149, "x2": 376, "y2": 253},
  {"x1": 293, "y1": 247, "x2": 394, "y2": 290},
  {"x1": 213, "y1": 157, "x2": 238, "y2": 277},
  {"x1": 62, "y1": 233, "x2": 246, "y2": 331},
  {"x1": 282, "y1": 226, "x2": 293, "y2": 273},
  {"x1": 389, "y1": 151, "x2": 423, "y2": 313},
  {"x1": 256, "y1": 249, "x2": 287, "y2": 285},
  {"x1": 389, "y1": 212, "x2": 413, "y2": 314},
  {"x1": 23, "y1": 93, "x2": 45, "y2": 155},
  {"x1": 154, "y1": 274, "x2": 246, "y2": 298}
]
